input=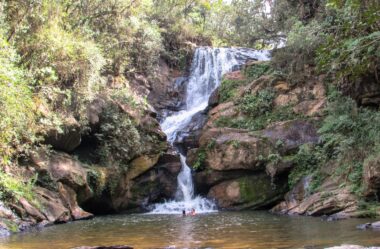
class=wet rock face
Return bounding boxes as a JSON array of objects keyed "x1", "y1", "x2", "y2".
[
  {"x1": 208, "y1": 174, "x2": 288, "y2": 210},
  {"x1": 174, "y1": 110, "x2": 209, "y2": 151},
  {"x1": 148, "y1": 60, "x2": 188, "y2": 113}
]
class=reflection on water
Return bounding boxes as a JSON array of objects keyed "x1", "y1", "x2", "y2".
[{"x1": 0, "y1": 211, "x2": 379, "y2": 249}]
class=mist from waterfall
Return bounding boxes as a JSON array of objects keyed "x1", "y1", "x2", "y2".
[{"x1": 150, "y1": 47, "x2": 270, "y2": 214}]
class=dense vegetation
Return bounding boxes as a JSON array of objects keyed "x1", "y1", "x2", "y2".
[{"x1": 0, "y1": 0, "x2": 379, "y2": 211}]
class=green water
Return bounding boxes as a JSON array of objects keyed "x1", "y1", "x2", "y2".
[{"x1": 0, "y1": 211, "x2": 379, "y2": 249}]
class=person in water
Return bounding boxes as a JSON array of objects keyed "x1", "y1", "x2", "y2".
[
  {"x1": 182, "y1": 210, "x2": 186, "y2": 216},
  {"x1": 190, "y1": 208, "x2": 196, "y2": 216}
]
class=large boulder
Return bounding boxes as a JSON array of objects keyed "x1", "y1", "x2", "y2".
[
  {"x1": 174, "y1": 110, "x2": 208, "y2": 150},
  {"x1": 44, "y1": 116, "x2": 82, "y2": 152},
  {"x1": 199, "y1": 128, "x2": 274, "y2": 171},
  {"x1": 208, "y1": 174, "x2": 287, "y2": 210},
  {"x1": 262, "y1": 120, "x2": 320, "y2": 153},
  {"x1": 204, "y1": 102, "x2": 238, "y2": 129},
  {"x1": 87, "y1": 97, "x2": 107, "y2": 127},
  {"x1": 82, "y1": 152, "x2": 180, "y2": 213},
  {"x1": 31, "y1": 151, "x2": 92, "y2": 202},
  {"x1": 35, "y1": 187, "x2": 71, "y2": 223},
  {"x1": 126, "y1": 154, "x2": 160, "y2": 180},
  {"x1": 363, "y1": 155, "x2": 380, "y2": 198},
  {"x1": 194, "y1": 170, "x2": 249, "y2": 195},
  {"x1": 271, "y1": 177, "x2": 358, "y2": 217},
  {"x1": 57, "y1": 184, "x2": 93, "y2": 220}
]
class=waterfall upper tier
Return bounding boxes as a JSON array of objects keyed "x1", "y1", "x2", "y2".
[
  {"x1": 161, "y1": 47, "x2": 270, "y2": 144},
  {"x1": 150, "y1": 47, "x2": 270, "y2": 214}
]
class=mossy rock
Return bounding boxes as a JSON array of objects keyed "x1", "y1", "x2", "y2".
[{"x1": 208, "y1": 174, "x2": 288, "y2": 210}]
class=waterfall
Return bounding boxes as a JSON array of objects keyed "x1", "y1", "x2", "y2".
[{"x1": 150, "y1": 47, "x2": 270, "y2": 214}]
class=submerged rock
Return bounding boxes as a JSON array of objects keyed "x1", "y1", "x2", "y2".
[
  {"x1": 357, "y1": 221, "x2": 380, "y2": 230},
  {"x1": 326, "y1": 245, "x2": 380, "y2": 249}
]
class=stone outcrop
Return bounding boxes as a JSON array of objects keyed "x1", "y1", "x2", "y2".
[
  {"x1": 0, "y1": 90, "x2": 180, "y2": 236},
  {"x1": 43, "y1": 116, "x2": 82, "y2": 152},
  {"x1": 189, "y1": 119, "x2": 319, "y2": 210},
  {"x1": 363, "y1": 155, "x2": 380, "y2": 198},
  {"x1": 208, "y1": 174, "x2": 287, "y2": 210},
  {"x1": 197, "y1": 128, "x2": 274, "y2": 171},
  {"x1": 187, "y1": 61, "x2": 370, "y2": 217},
  {"x1": 262, "y1": 120, "x2": 320, "y2": 153},
  {"x1": 271, "y1": 177, "x2": 358, "y2": 218}
]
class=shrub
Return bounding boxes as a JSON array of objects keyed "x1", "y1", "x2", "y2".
[
  {"x1": 0, "y1": 33, "x2": 38, "y2": 165},
  {"x1": 239, "y1": 89, "x2": 276, "y2": 117},
  {"x1": 26, "y1": 22, "x2": 105, "y2": 91},
  {"x1": 192, "y1": 148, "x2": 207, "y2": 171},
  {"x1": 272, "y1": 20, "x2": 326, "y2": 83},
  {"x1": 243, "y1": 63, "x2": 272, "y2": 79},
  {"x1": 219, "y1": 79, "x2": 247, "y2": 102},
  {"x1": 288, "y1": 144, "x2": 325, "y2": 190},
  {"x1": 317, "y1": 1, "x2": 380, "y2": 86},
  {"x1": 0, "y1": 172, "x2": 38, "y2": 205},
  {"x1": 96, "y1": 104, "x2": 142, "y2": 166}
]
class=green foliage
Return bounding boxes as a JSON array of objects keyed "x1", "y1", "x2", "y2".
[
  {"x1": 216, "y1": 105, "x2": 297, "y2": 131},
  {"x1": 192, "y1": 140, "x2": 216, "y2": 171},
  {"x1": 272, "y1": 20, "x2": 326, "y2": 83},
  {"x1": 0, "y1": 32, "x2": 38, "y2": 165},
  {"x1": 219, "y1": 79, "x2": 247, "y2": 102},
  {"x1": 319, "y1": 93, "x2": 380, "y2": 160},
  {"x1": 27, "y1": 22, "x2": 105, "y2": 89},
  {"x1": 288, "y1": 87, "x2": 380, "y2": 195},
  {"x1": 267, "y1": 153, "x2": 282, "y2": 164},
  {"x1": 96, "y1": 104, "x2": 142, "y2": 166},
  {"x1": 357, "y1": 200, "x2": 379, "y2": 218},
  {"x1": 193, "y1": 148, "x2": 207, "y2": 171},
  {"x1": 239, "y1": 89, "x2": 275, "y2": 117},
  {"x1": 288, "y1": 144, "x2": 325, "y2": 190},
  {"x1": 86, "y1": 167, "x2": 106, "y2": 197},
  {"x1": 317, "y1": 0, "x2": 380, "y2": 84},
  {"x1": 243, "y1": 63, "x2": 272, "y2": 79},
  {"x1": 0, "y1": 172, "x2": 37, "y2": 205}
]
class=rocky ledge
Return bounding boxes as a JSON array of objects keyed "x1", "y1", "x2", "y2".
[
  {"x1": 187, "y1": 61, "x2": 380, "y2": 218},
  {"x1": 0, "y1": 73, "x2": 182, "y2": 236}
]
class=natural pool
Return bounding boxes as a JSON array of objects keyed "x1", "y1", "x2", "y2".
[{"x1": 0, "y1": 211, "x2": 379, "y2": 249}]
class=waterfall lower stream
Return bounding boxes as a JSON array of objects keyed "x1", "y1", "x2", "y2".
[{"x1": 150, "y1": 47, "x2": 270, "y2": 214}]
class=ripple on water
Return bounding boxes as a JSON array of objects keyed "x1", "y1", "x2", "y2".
[{"x1": 0, "y1": 211, "x2": 379, "y2": 249}]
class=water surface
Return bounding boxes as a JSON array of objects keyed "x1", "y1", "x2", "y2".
[{"x1": 1, "y1": 211, "x2": 379, "y2": 249}]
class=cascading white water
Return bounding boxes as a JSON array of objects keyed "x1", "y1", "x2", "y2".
[{"x1": 150, "y1": 47, "x2": 270, "y2": 214}]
